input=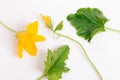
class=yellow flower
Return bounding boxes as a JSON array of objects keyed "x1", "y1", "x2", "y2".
[
  {"x1": 16, "y1": 21, "x2": 45, "y2": 58},
  {"x1": 40, "y1": 14, "x2": 52, "y2": 29}
]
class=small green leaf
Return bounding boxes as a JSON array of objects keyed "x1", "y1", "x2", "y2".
[
  {"x1": 54, "y1": 21, "x2": 63, "y2": 31},
  {"x1": 67, "y1": 7, "x2": 108, "y2": 42},
  {"x1": 38, "y1": 45, "x2": 70, "y2": 80}
]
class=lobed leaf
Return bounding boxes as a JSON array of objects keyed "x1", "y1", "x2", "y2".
[
  {"x1": 67, "y1": 8, "x2": 108, "y2": 42},
  {"x1": 39, "y1": 45, "x2": 70, "y2": 80}
]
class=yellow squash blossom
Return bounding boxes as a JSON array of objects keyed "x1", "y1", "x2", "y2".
[
  {"x1": 16, "y1": 21, "x2": 45, "y2": 58},
  {"x1": 40, "y1": 14, "x2": 52, "y2": 29}
]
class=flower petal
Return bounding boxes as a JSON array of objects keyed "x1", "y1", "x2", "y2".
[
  {"x1": 32, "y1": 35, "x2": 46, "y2": 42},
  {"x1": 18, "y1": 42, "x2": 23, "y2": 58},
  {"x1": 23, "y1": 39, "x2": 37, "y2": 56},
  {"x1": 40, "y1": 14, "x2": 52, "y2": 27},
  {"x1": 26, "y1": 21, "x2": 38, "y2": 35}
]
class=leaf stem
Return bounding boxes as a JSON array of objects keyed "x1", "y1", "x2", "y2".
[
  {"x1": 53, "y1": 31, "x2": 103, "y2": 80},
  {"x1": 105, "y1": 27, "x2": 120, "y2": 33},
  {"x1": 37, "y1": 74, "x2": 46, "y2": 80},
  {"x1": 0, "y1": 20, "x2": 17, "y2": 33}
]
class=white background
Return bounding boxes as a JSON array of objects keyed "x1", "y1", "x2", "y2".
[{"x1": 0, "y1": 0, "x2": 120, "y2": 80}]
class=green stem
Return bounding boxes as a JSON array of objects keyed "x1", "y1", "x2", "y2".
[
  {"x1": 105, "y1": 27, "x2": 120, "y2": 33},
  {"x1": 37, "y1": 74, "x2": 46, "y2": 80},
  {"x1": 0, "y1": 20, "x2": 17, "y2": 33},
  {"x1": 53, "y1": 31, "x2": 103, "y2": 80}
]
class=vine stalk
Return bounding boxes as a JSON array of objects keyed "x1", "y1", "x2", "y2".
[
  {"x1": 0, "y1": 20, "x2": 16, "y2": 33},
  {"x1": 53, "y1": 31, "x2": 103, "y2": 80}
]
